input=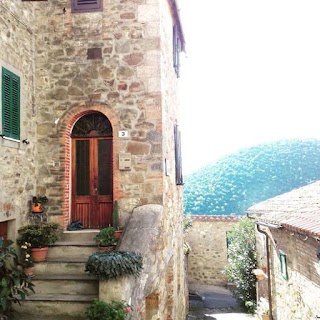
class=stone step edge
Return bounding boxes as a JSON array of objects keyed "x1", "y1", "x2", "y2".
[
  {"x1": 36, "y1": 256, "x2": 89, "y2": 263},
  {"x1": 51, "y1": 241, "x2": 97, "y2": 247},
  {"x1": 22, "y1": 293, "x2": 97, "y2": 302},
  {"x1": 32, "y1": 274, "x2": 97, "y2": 281}
]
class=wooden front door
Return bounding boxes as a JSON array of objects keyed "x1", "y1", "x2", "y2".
[{"x1": 71, "y1": 113, "x2": 113, "y2": 229}]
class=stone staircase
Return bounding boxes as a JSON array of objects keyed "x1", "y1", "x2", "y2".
[{"x1": 14, "y1": 230, "x2": 100, "y2": 320}]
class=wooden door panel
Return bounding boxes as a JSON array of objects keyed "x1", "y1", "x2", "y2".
[
  {"x1": 95, "y1": 201, "x2": 113, "y2": 228},
  {"x1": 71, "y1": 137, "x2": 113, "y2": 229},
  {"x1": 73, "y1": 200, "x2": 91, "y2": 228}
]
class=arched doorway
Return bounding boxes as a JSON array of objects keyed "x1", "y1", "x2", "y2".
[{"x1": 71, "y1": 112, "x2": 113, "y2": 228}]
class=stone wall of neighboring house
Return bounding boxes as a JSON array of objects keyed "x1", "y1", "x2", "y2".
[
  {"x1": 186, "y1": 215, "x2": 240, "y2": 286},
  {"x1": 0, "y1": 2, "x2": 37, "y2": 237},
  {"x1": 257, "y1": 228, "x2": 320, "y2": 320}
]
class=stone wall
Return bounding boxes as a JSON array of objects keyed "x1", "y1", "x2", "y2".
[
  {"x1": 0, "y1": 1, "x2": 187, "y2": 318},
  {"x1": 33, "y1": 0, "x2": 166, "y2": 219},
  {"x1": 0, "y1": 2, "x2": 37, "y2": 236},
  {"x1": 257, "y1": 228, "x2": 320, "y2": 320},
  {"x1": 186, "y1": 215, "x2": 240, "y2": 286}
]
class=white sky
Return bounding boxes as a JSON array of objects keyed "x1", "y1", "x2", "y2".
[{"x1": 179, "y1": 1, "x2": 320, "y2": 174}]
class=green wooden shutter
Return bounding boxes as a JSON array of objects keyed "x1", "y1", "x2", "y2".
[{"x1": 2, "y1": 68, "x2": 20, "y2": 140}]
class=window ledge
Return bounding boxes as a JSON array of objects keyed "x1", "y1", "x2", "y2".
[{"x1": 1, "y1": 137, "x2": 20, "y2": 149}]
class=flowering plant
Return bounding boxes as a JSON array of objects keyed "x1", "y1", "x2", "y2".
[
  {"x1": 20, "y1": 242, "x2": 34, "y2": 268},
  {"x1": 86, "y1": 299, "x2": 140, "y2": 320}
]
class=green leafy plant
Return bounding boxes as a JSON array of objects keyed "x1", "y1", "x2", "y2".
[
  {"x1": 94, "y1": 227, "x2": 118, "y2": 247},
  {"x1": 225, "y1": 218, "x2": 257, "y2": 313},
  {"x1": 183, "y1": 215, "x2": 193, "y2": 254},
  {"x1": 86, "y1": 299, "x2": 133, "y2": 320},
  {"x1": 32, "y1": 196, "x2": 48, "y2": 205},
  {"x1": 85, "y1": 251, "x2": 143, "y2": 280},
  {"x1": 0, "y1": 239, "x2": 35, "y2": 318},
  {"x1": 17, "y1": 223, "x2": 61, "y2": 248}
]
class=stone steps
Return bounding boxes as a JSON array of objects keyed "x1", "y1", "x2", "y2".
[
  {"x1": 48, "y1": 241, "x2": 98, "y2": 259},
  {"x1": 14, "y1": 294, "x2": 94, "y2": 319},
  {"x1": 33, "y1": 257, "x2": 88, "y2": 275},
  {"x1": 14, "y1": 231, "x2": 99, "y2": 319},
  {"x1": 31, "y1": 274, "x2": 98, "y2": 295}
]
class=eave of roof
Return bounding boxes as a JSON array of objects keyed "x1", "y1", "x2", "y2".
[
  {"x1": 168, "y1": 0, "x2": 186, "y2": 51},
  {"x1": 246, "y1": 181, "x2": 320, "y2": 237}
]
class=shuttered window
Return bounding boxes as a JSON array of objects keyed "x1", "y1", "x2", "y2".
[
  {"x1": 173, "y1": 24, "x2": 182, "y2": 78},
  {"x1": 71, "y1": 0, "x2": 102, "y2": 13},
  {"x1": 174, "y1": 124, "x2": 183, "y2": 185},
  {"x1": 2, "y1": 68, "x2": 20, "y2": 140}
]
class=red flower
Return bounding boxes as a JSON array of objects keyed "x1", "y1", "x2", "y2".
[{"x1": 125, "y1": 306, "x2": 132, "y2": 313}]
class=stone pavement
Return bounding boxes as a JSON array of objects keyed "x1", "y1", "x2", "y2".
[{"x1": 187, "y1": 284, "x2": 258, "y2": 320}]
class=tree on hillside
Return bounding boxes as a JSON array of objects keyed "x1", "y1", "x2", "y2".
[{"x1": 184, "y1": 139, "x2": 320, "y2": 215}]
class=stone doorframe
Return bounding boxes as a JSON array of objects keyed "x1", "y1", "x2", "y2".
[{"x1": 57, "y1": 104, "x2": 121, "y2": 229}]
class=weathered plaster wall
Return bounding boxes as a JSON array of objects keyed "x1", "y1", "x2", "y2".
[
  {"x1": 0, "y1": 2, "x2": 37, "y2": 235},
  {"x1": 186, "y1": 215, "x2": 240, "y2": 286},
  {"x1": 257, "y1": 228, "x2": 320, "y2": 320}
]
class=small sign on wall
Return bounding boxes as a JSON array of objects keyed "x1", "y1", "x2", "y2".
[
  {"x1": 118, "y1": 131, "x2": 128, "y2": 138},
  {"x1": 119, "y1": 153, "x2": 132, "y2": 170}
]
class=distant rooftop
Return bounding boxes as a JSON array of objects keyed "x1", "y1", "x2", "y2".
[{"x1": 246, "y1": 181, "x2": 320, "y2": 237}]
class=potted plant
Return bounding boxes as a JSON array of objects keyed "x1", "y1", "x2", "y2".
[
  {"x1": 0, "y1": 239, "x2": 35, "y2": 318},
  {"x1": 94, "y1": 227, "x2": 118, "y2": 251},
  {"x1": 31, "y1": 195, "x2": 48, "y2": 213},
  {"x1": 86, "y1": 299, "x2": 133, "y2": 320},
  {"x1": 19, "y1": 241, "x2": 34, "y2": 276},
  {"x1": 112, "y1": 200, "x2": 123, "y2": 239},
  {"x1": 17, "y1": 222, "x2": 61, "y2": 262},
  {"x1": 85, "y1": 251, "x2": 143, "y2": 280}
]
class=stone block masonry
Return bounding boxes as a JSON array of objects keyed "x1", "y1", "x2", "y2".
[{"x1": 186, "y1": 215, "x2": 241, "y2": 286}]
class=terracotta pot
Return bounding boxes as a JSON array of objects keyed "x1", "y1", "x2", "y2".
[
  {"x1": 32, "y1": 203, "x2": 43, "y2": 213},
  {"x1": 261, "y1": 314, "x2": 271, "y2": 320},
  {"x1": 31, "y1": 247, "x2": 48, "y2": 262},
  {"x1": 23, "y1": 267, "x2": 34, "y2": 277},
  {"x1": 114, "y1": 230, "x2": 123, "y2": 239},
  {"x1": 98, "y1": 245, "x2": 116, "y2": 252}
]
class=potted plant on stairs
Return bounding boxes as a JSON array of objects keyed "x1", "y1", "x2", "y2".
[
  {"x1": 94, "y1": 227, "x2": 118, "y2": 251},
  {"x1": 17, "y1": 222, "x2": 61, "y2": 262}
]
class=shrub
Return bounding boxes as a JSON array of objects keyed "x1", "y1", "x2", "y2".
[
  {"x1": 86, "y1": 299, "x2": 132, "y2": 320},
  {"x1": 225, "y1": 218, "x2": 257, "y2": 313},
  {"x1": 0, "y1": 240, "x2": 35, "y2": 318},
  {"x1": 94, "y1": 227, "x2": 117, "y2": 247},
  {"x1": 17, "y1": 223, "x2": 61, "y2": 248},
  {"x1": 85, "y1": 251, "x2": 143, "y2": 280}
]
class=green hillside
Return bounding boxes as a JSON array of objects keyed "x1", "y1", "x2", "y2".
[{"x1": 183, "y1": 139, "x2": 320, "y2": 215}]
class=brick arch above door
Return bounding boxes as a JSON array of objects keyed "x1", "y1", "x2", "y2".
[{"x1": 56, "y1": 105, "x2": 122, "y2": 229}]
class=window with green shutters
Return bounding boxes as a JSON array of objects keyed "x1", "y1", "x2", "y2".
[{"x1": 2, "y1": 67, "x2": 20, "y2": 140}]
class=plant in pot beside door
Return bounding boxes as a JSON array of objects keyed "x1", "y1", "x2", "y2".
[
  {"x1": 17, "y1": 223, "x2": 61, "y2": 262},
  {"x1": 94, "y1": 227, "x2": 118, "y2": 251},
  {"x1": 31, "y1": 196, "x2": 48, "y2": 213},
  {"x1": 112, "y1": 200, "x2": 123, "y2": 239}
]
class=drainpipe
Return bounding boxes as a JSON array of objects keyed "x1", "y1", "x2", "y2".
[{"x1": 256, "y1": 223, "x2": 273, "y2": 320}]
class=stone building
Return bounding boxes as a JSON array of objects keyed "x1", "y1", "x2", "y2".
[
  {"x1": 247, "y1": 181, "x2": 320, "y2": 320},
  {"x1": 0, "y1": 0, "x2": 187, "y2": 318}
]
